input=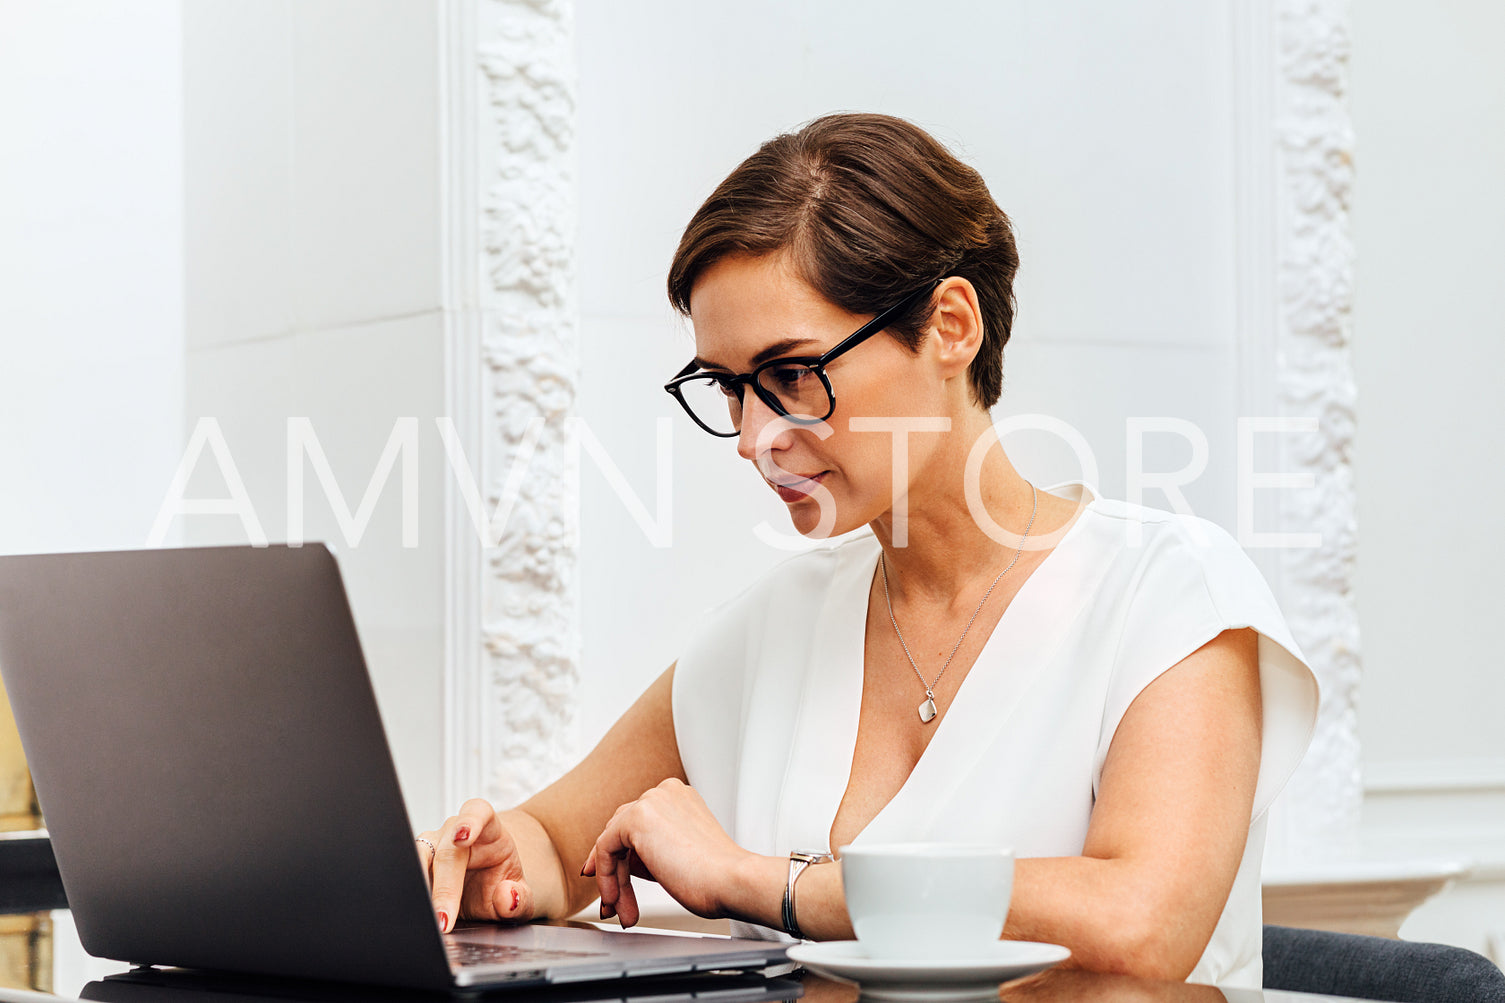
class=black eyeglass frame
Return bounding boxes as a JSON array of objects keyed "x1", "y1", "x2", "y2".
[{"x1": 663, "y1": 279, "x2": 941, "y2": 438}]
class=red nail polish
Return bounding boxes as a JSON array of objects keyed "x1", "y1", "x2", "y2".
[
  {"x1": 510, "y1": 888, "x2": 520, "y2": 912},
  {"x1": 437, "y1": 911, "x2": 448, "y2": 932},
  {"x1": 455, "y1": 826, "x2": 470, "y2": 842}
]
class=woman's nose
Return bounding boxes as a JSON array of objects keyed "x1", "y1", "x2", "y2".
[{"x1": 736, "y1": 391, "x2": 790, "y2": 461}]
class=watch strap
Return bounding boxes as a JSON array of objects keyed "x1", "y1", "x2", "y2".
[{"x1": 781, "y1": 850, "x2": 832, "y2": 941}]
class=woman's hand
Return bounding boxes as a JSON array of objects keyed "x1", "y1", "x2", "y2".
[
  {"x1": 581, "y1": 778, "x2": 752, "y2": 927},
  {"x1": 418, "y1": 798, "x2": 534, "y2": 933}
]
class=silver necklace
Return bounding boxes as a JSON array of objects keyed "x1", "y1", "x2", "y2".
[{"x1": 880, "y1": 482, "x2": 1038, "y2": 724}]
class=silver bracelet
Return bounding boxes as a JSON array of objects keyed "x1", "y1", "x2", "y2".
[{"x1": 782, "y1": 850, "x2": 831, "y2": 941}]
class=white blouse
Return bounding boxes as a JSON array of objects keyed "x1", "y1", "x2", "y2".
[{"x1": 671, "y1": 485, "x2": 1319, "y2": 989}]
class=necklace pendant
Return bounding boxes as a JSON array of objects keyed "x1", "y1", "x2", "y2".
[{"x1": 918, "y1": 695, "x2": 938, "y2": 724}]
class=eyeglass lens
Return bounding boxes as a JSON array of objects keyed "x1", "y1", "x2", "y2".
[{"x1": 677, "y1": 363, "x2": 830, "y2": 435}]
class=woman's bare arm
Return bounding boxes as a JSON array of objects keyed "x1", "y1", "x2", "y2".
[
  {"x1": 429, "y1": 664, "x2": 686, "y2": 925},
  {"x1": 520, "y1": 663, "x2": 688, "y2": 917},
  {"x1": 720, "y1": 628, "x2": 1263, "y2": 980}
]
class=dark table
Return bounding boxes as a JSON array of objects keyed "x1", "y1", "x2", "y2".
[{"x1": 0, "y1": 907, "x2": 1372, "y2": 1003}]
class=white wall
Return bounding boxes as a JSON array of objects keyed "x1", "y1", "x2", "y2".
[
  {"x1": 0, "y1": 0, "x2": 450, "y2": 838},
  {"x1": 1351, "y1": 0, "x2": 1505, "y2": 956},
  {"x1": 179, "y1": 0, "x2": 448, "y2": 827},
  {"x1": 10, "y1": 0, "x2": 1500, "y2": 960},
  {"x1": 0, "y1": 4, "x2": 184, "y2": 989},
  {"x1": 0, "y1": 0, "x2": 184, "y2": 556},
  {"x1": 574, "y1": 0, "x2": 1249, "y2": 747}
]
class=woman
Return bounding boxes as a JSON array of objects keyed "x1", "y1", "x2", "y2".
[{"x1": 417, "y1": 113, "x2": 1318, "y2": 989}]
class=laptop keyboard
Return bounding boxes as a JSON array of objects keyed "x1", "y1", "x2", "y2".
[{"x1": 446, "y1": 941, "x2": 610, "y2": 968}]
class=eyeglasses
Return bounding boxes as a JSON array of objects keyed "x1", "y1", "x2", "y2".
[{"x1": 664, "y1": 280, "x2": 939, "y2": 438}]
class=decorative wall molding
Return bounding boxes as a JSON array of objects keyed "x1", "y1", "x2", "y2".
[
  {"x1": 1360, "y1": 789, "x2": 1505, "y2": 882},
  {"x1": 476, "y1": 0, "x2": 581, "y2": 808},
  {"x1": 1361, "y1": 760, "x2": 1505, "y2": 879},
  {"x1": 1235, "y1": 0, "x2": 1362, "y2": 859},
  {"x1": 1271, "y1": 0, "x2": 1362, "y2": 852},
  {"x1": 1365, "y1": 758, "x2": 1505, "y2": 796},
  {"x1": 443, "y1": 0, "x2": 582, "y2": 809}
]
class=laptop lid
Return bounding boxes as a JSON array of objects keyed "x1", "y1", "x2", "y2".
[
  {"x1": 0, "y1": 542, "x2": 794, "y2": 987},
  {"x1": 0, "y1": 545, "x2": 457, "y2": 990},
  {"x1": 0, "y1": 545, "x2": 787, "y2": 991}
]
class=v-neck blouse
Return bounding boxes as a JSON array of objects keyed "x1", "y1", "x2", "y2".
[{"x1": 670, "y1": 486, "x2": 1319, "y2": 989}]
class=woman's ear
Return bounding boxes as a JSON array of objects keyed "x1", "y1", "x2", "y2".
[{"x1": 927, "y1": 276, "x2": 985, "y2": 380}]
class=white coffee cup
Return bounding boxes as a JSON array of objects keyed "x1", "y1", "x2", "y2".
[{"x1": 838, "y1": 842, "x2": 1014, "y2": 960}]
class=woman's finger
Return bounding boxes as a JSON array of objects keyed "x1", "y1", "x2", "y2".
[
  {"x1": 430, "y1": 815, "x2": 471, "y2": 933},
  {"x1": 588, "y1": 806, "x2": 632, "y2": 913},
  {"x1": 614, "y1": 851, "x2": 639, "y2": 928},
  {"x1": 453, "y1": 798, "x2": 496, "y2": 847},
  {"x1": 594, "y1": 839, "x2": 621, "y2": 919},
  {"x1": 468, "y1": 803, "x2": 505, "y2": 850},
  {"x1": 415, "y1": 831, "x2": 440, "y2": 889},
  {"x1": 492, "y1": 877, "x2": 534, "y2": 922}
]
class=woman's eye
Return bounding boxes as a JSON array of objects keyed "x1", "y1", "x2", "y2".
[
  {"x1": 713, "y1": 378, "x2": 738, "y2": 398},
  {"x1": 767, "y1": 365, "x2": 809, "y2": 389}
]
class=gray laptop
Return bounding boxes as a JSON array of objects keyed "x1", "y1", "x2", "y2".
[
  {"x1": 77, "y1": 968, "x2": 804, "y2": 1003},
  {"x1": 0, "y1": 544, "x2": 789, "y2": 992}
]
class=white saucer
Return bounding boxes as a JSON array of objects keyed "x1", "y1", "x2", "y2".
[{"x1": 785, "y1": 940, "x2": 1071, "y2": 1001}]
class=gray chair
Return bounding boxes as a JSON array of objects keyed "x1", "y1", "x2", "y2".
[{"x1": 1263, "y1": 925, "x2": 1505, "y2": 1003}]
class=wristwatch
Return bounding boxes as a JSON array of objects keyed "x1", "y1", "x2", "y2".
[{"x1": 782, "y1": 849, "x2": 832, "y2": 941}]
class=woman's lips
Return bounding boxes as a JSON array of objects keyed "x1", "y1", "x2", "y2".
[{"x1": 766, "y1": 471, "x2": 828, "y2": 502}]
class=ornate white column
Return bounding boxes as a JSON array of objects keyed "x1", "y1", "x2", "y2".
[
  {"x1": 441, "y1": 0, "x2": 582, "y2": 809},
  {"x1": 1271, "y1": 0, "x2": 1363, "y2": 852},
  {"x1": 1236, "y1": 0, "x2": 1362, "y2": 859}
]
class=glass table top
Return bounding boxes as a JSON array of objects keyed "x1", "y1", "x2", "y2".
[{"x1": 0, "y1": 909, "x2": 1377, "y2": 1003}]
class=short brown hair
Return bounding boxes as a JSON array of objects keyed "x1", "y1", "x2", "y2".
[{"x1": 667, "y1": 113, "x2": 1019, "y2": 409}]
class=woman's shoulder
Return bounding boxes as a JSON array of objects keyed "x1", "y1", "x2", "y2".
[
  {"x1": 1072, "y1": 491, "x2": 1262, "y2": 596},
  {"x1": 1058, "y1": 487, "x2": 1298, "y2": 653},
  {"x1": 1083, "y1": 492, "x2": 1240, "y2": 549},
  {"x1": 1073, "y1": 490, "x2": 1318, "y2": 825}
]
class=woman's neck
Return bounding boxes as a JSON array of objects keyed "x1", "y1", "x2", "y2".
[{"x1": 866, "y1": 415, "x2": 1065, "y2": 608}]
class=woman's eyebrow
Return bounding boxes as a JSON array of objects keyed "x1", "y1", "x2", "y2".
[{"x1": 693, "y1": 338, "x2": 817, "y2": 372}]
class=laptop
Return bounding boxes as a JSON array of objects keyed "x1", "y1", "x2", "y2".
[
  {"x1": 76, "y1": 966, "x2": 804, "y2": 1003},
  {"x1": 0, "y1": 544, "x2": 791, "y2": 992}
]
